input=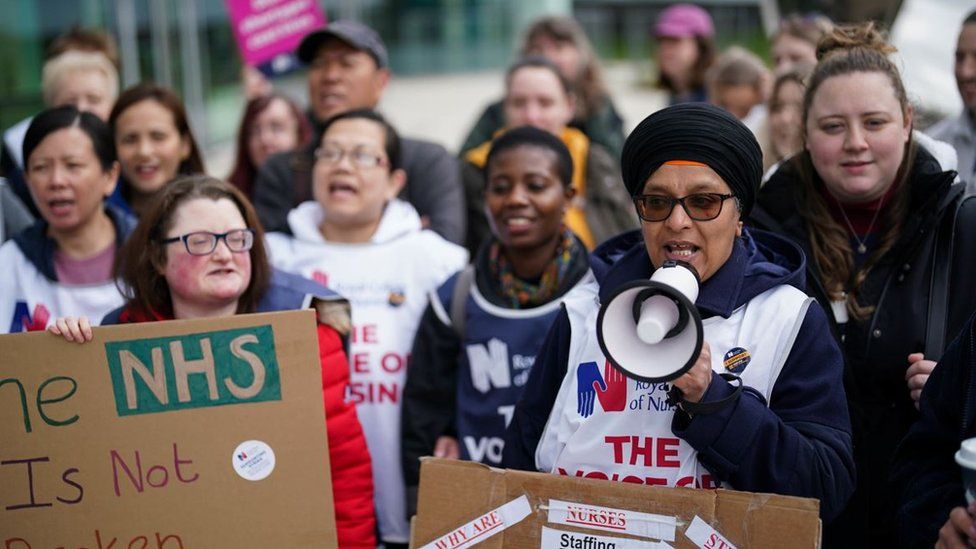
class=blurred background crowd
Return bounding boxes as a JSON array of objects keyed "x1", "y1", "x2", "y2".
[
  {"x1": 4, "y1": 1, "x2": 976, "y2": 548},
  {"x1": 0, "y1": 0, "x2": 967, "y2": 177}
]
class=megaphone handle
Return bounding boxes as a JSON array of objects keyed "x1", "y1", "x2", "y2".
[
  {"x1": 667, "y1": 373, "x2": 744, "y2": 416},
  {"x1": 665, "y1": 385, "x2": 685, "y2": 409}
]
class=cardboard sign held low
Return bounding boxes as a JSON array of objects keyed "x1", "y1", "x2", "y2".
[
  {"x1": 411, "y1": 458, "x2": 821, "y2": 549},
  {"x1": 0, "y1": 310, "x2": 337, "y2": 548}
]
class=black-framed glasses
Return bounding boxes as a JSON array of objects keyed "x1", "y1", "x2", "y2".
[
  {"x1": 314, "y1": 144, "x2": 388, "y2": 169},
  {"x1": 161, "y1": 229, "x2": 255, "y2": 256},
  {"x1": 633, "y1": 193, "x2": 736, "y2": 222}
]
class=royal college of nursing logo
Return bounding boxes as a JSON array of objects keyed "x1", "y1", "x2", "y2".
[{"x1": 575, "y1": 361, "x2": 628, "y2": 418}]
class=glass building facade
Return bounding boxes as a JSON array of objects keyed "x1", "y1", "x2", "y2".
[
  {"x1": 0, "y1": 0, "x2": 570, "y2": 152},
  {"x1": 1, "y1": 0, "x2": 780, "y2": 159}
]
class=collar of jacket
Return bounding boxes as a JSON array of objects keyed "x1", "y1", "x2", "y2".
[
  {"x1": 472, "y1": 231, "x2": 592, "y2": 309},
  {"x1": 598, "y1": 233, "x2": 754, "y2": 319},
  {"x1": 13, "y1": 203, "x2": 137, "y2": 282},
  {"x1": 758, "y1": 146, "x2": 958, "y2": 242},
  {"x1": 464, "y1": 126, "x2": 590, "y2": 173}
]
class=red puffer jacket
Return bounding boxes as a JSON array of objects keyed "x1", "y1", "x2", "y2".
[{"x1": 315, "y1": 322, "x2": 376, "y2": 547}]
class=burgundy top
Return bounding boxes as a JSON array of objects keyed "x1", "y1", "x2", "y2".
[{"x1": 54, "y1": 244, "x2": 115, "y2": 285}]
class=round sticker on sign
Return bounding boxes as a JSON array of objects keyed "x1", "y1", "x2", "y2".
[{"x1": 232, "y1": 440, "x2": 276, "y2": 481}]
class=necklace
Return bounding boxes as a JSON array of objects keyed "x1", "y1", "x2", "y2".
[{"x1": 836, "y1": 195, "x2": 886, "y2": 254}]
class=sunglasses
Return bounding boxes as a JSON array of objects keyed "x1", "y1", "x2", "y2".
[{"x1": 633, "y1": 193, "x2": 735, "y2": 222}]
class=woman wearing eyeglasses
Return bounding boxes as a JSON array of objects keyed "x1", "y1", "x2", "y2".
[
  {"x1": 49, "y1": 175, "x2": 378, "y2": 548},
  {"x1": 265, "y1": 109, "x2": 467, "y2": 547},
  {"x1": 502, "y1": 103, "x2": 854, "y2": 522},
  {"x1": 0, "y1": 105, "x2": 133, "y2": 334}
]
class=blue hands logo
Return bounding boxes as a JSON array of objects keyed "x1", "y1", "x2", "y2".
[
  {"x1": 576, "y1": 360, "x2": 629, "y2": 418},
  {"x1": 576, "y1": 361, "x2": 605, "y2": 418}
]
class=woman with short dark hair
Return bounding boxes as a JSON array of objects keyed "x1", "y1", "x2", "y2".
[
  {"x1": 0, "y1": 105, "x2": 132, "y2": 334},
  {"x1": 402, "y1": 126, "x2": 594, "y2": 511},
  {"x1": 462, "y1": 57, "x2": 636, "y2": 255}
]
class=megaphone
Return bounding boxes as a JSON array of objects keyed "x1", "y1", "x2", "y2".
[{"x1": 596, "y1": 260, "x2": 703, "y2": 383}]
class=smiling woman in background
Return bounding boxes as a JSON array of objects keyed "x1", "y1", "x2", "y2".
[
  {"x1": 227, "y1": 93, "x2": 312, "y2": 198},
  {"x1": 460, "y1": 15, "x2": 626, "y2": 158},
  {"x1": 765, "y1": 63, "x2": 814, "y2": 169},
  {"x1": 109, "y1": 83, "x2": 205, "y2": 216},
  {"x1": 462, "y1": 57, "x2": 636, "y2": 256},
  {"x1": 402, "y1": 126, "x2": 594, "y2": 514},
  {"x1": 750, "y1": 23, "x2": 976, "y2": 546}
]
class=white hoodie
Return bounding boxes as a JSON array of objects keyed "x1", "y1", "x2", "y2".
[{"x1": 266, "y1": 199, "x2": 467, "y2": 543}]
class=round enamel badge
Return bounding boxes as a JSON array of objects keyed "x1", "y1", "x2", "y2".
[{"x1": 723, "y1": 347, "x2": 751, "y2": 373}]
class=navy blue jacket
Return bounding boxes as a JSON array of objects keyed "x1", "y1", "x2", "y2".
[
  {"x1": 891, "y1": 311, "x2": 976, "y2": 547},
  {"x1": 502, "y1": 228, "x2": 855, "y2": 521}
]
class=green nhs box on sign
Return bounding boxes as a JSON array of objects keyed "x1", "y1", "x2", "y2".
[{"x1": 104, "y1": 325, "x2": 281, "y2": 416}]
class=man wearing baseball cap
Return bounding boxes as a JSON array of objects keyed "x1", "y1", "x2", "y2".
[
  {"x1": 653, "y1": 3, "x2": 716, "y2": 105},
  {"x1": 252, "y1": 20, "x2": 464, "y2": 245}
]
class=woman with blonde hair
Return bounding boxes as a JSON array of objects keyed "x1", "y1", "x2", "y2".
[{"x1": 752, "y1": 23, "x2": 976, "y2": 545}]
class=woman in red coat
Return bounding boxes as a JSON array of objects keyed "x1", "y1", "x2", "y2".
[{"x1": 52, "y1": 175, "x2": 375, "y2": 547}]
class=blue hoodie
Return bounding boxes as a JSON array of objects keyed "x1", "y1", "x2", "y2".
[{"x1": 503, "y1": 228, "x2": 855, "y2": 521}]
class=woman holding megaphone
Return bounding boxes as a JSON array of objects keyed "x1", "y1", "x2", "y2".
[{"x1": 502, "y1": 102, "x2": 855, "y2": 522}]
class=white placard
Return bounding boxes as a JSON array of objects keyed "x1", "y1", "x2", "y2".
[
  {"x1": 683, "y1": 516, "x2": 737, "y2": 549},
  {"x1": 420, "y1": 495, "x2": 532, "y2": 549},
  {"x1": 540, "y1": 526, "x2": 674, "y2": 548},
  {"x1": 547, "y1": 499, "x2": 677, "y2": 541}
]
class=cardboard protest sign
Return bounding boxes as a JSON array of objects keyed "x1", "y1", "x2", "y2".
[
  {"x1": 224, "y1": 0, "x2": 326, "y2": 68},
  {"x1": 412, "y1": 458, "x2": 821, "y2": 549},
  {"x1": 0, "y1": 310, "x2": 337, "y2": 548}
]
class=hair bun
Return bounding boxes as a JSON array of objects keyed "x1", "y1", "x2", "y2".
[{"x1": 816, "y1": 22, "x2": 896, "y2": 60}]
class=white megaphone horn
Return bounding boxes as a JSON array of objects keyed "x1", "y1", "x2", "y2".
[{"x1": 596, "y1": 260, "x2": 704, "y2": 382}]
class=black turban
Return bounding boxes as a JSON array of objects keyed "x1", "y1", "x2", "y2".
[{"x1": 620, "y1": 103, "x2": 763, "y2": 218}]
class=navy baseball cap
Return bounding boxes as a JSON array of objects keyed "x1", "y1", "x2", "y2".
[{"x1": 296, "y1": 20, "x2": 389, "y2": 68}]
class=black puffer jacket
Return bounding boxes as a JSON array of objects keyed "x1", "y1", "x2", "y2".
[{"x1": 751, "y1": 146, "x2": 976, "y2": 547}]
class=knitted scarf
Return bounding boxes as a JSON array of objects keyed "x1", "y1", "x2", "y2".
[{"x1": 488, "y1": 227, "x2": 580, "y2": 309}]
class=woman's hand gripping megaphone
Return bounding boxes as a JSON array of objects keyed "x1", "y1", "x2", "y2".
[{"x1": 669, "y1": 340, "x2": 713, "y2": 405}]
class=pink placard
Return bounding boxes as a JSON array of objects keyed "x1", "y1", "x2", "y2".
[{"x1": 225, "y1": 0, "x2": 327, "y2": 66}]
